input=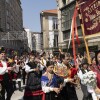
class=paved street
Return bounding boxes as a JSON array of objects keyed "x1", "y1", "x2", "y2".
[
  {"x1": 11, "y1": 88, "x2": 83, "y2": 100},
  {"x1": 11, "y1": 90, "x2": 24, "y2": 100}
]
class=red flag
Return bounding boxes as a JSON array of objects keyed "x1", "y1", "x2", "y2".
[
  {"x1": 78, "y1": 0, "x2": 100, "y2": 35},
  {"x1": 75, "y1": 23, "x2": 80, "y2": 46},
  {"x1": 71, "y1": 6, "x2": 80, "y2": 65},
  {"x1": 68, "y1": 6, "x2": 80, "y2": 50},
  {"x1": 71, "y1": 7, "x2": 77, "y2": 65}
]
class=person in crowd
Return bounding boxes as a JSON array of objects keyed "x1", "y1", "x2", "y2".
[
  {"x1": 76, "y1": 54, "x2": 82, "y2": 66},
  {"x1": 24, "y1": 54, "x2": 42, "y2": 100},
  {"x1": 60, "y1": 55, "x2": 78, "y2": 100},
  {"x1": 0, "y1": 47, "x2": 14, "y2": 100},
  {"x1": 59, "y1": 49, "x2": 65, "y2": 63},
  {"x1": 22, "y1": 54, "x2": 29, "y2": 85},
  {"x1": 82, "y1": 53, "x2": 88, "y2": 64},
  {"x1": 91, "y1": 50, "x2": 100, "y2": 95},
  {"x1": 49, "y1": 52, "x2": 53, "y2": 59},
  {"x1": 41, "y1": 60, "x2": 64, "y2": 100},
  {"x1": 52, "y1": 56, "x2": 61, "y2": 67},
  {"x1": 8, "y1": 60, "x2": 17, "y2": 91},
  {"x1": 77, "y1": 63, "x2": 93, "y2": 100},
  {"x1": 90, "y1": 57, "x2": 96, "y2": 70},
  {"x1": 40, "y1": 51, "x2": 47, "y2": 73},
  {"x1": 14, "y1": 56, "x2": 23, "y2": 91}
]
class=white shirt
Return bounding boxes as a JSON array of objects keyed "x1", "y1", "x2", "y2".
[
  {"x1": 14, "y1": 64, "x2": 20, "y2": 73},
  {"x1": 77, "y1": 69, "x2": 88, "y2": 80},
  {"x1": 40, "y1": 59, "x2": 46, "y2": 71},
  {"x1": 0, "y1": 61, "x2": 7, "y2": 75},
  {"x1": 25, "y1": 64, "x2": 34, "y2": 73},
  {"x1": 23, "y1": 58, "x2": 29, "y2": 69},
  {"x1": 41, "y1": 80, "x2": 54, "y2": 93}
]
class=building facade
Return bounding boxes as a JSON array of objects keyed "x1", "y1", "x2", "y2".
[
  {"x1": 56, "y1": 0, "x2": 100, "y2": 54},
  {"x1": 34, "y1": 32, "x2": 43, "y2": 52},
  {"x1": 56, "y1": 0, "x2": 83, "y2": 53},
  {"x1": 0, "y1": 0, "x2": 23, "y2": 32},
  {"x1": 0, "y1": 0, "x2": 27, "y2": 52},
  {"x1": 40, "y1": 9, "x2": 59, "y2": 53},
  {"x1": 25, "y1": 29, "x2": 36, "y2": 52}
]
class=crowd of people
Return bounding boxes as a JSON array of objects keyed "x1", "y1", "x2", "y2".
[{"x1": 0, "y1": 47, "x2": 100, "y2": 100}]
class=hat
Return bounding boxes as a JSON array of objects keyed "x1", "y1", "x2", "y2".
[{"x1": 0, "y1": 47, "x2": 6, "y2": 53}]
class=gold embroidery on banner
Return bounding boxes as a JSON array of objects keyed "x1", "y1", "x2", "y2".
[{"x1": 82, "y1": 0, "x2": 100, "y2": 31}]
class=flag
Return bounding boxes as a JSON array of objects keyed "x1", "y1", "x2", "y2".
[
  {"x1": 78, "y1": 0, "x2": 100, "y2": 35},
  {"x1": 68, "y1": 6, "x2": 80, "y2": 65},
  {"x1": 72, "y1": 6, "x2": 77, "y2": 65},
  {"x1": 68, "y1": 6, "x2": 80, "y2": 50}
]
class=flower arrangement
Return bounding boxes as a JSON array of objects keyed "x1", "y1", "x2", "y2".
[
  {"x1": 54, "y1": 65, "x2": 68, "y2": 78},
  {"x1": 81, "y1": 71, "x2": 100, "y2": 100},
  {"x1": 81, "y1": 71, "x2": 97, "y2": 88}
]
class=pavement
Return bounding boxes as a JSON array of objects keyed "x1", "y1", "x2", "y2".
[
  {"x1": 11, "y1": 90, "x2": 24, "y2": 100},
  {"x1": 11, "y1": 87, "x2": 83, "y2": 100}
]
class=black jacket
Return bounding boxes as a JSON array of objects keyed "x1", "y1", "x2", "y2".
[{"x1": 25, "y1": 62, "x2": 42, "y2": 91}]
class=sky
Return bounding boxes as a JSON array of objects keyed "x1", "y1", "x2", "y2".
[{"x1": 21, "y1": 0, "x2": 57, "y2": 32}]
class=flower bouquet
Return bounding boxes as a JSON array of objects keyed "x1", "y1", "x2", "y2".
[
  {"x1": 81, "y1": 71, "x2": 99, "y2": 100},
  {"x1": 81, "y1": 71, "x2": 97, "y2": 88},
  {"x1": 53, "y1": 65, "x2": 68, "y2": 78}
]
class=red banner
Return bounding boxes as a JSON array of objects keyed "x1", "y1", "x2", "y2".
[{"x1": 78, "y1": 0, "x2": 100, "y2": 35}]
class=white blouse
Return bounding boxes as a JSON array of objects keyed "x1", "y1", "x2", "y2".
[{"x1": 0, "y1": 61, "x2": 7, "y2": 75}]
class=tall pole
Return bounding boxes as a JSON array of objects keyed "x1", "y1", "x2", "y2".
[{"x1": 76, "y1": 1, "x2": 91, "y2": 64}]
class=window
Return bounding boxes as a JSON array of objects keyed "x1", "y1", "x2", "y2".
[
  {"x1": 63, "y1": 31, "x2": 70, "y2": 40},
  {"x1": 6, "y1": 10, "x2": 9, "y2": 16},
  {"x1": 66, "y1": 0, "x2": 74, "y2": 5},
  {"x1": 0, "y1": 18, "x2": 1, "y2": 28},
  {"x1": 6, "y1": 22, "x2": 10, "y2": 30},
  {"x1": 62, "y1": 0, "x2": 66, "y2": 5},
  {"x1": 78, "y1": 28, "x2": 82, "y2": 36},
  {"x1": 11, "y1": 26, "x2": 13, "y2": 30},
  {"x1": 63, "y1": 28, "x2": 82, "y2": 41},
  {"x1": 0, "y1": 11, "x2": 1, "y2": 28},
  {"x1": 6, "y1": 0, "x2": 9, "y2": 3},
  {"x1": 54, "y1": 35, "x2": 58, "y2": 47},
  {"x1": 61, "y1": 2, "x2": 75, "y2": 31},
  {"x1": 53, "y1": 18, "x2": 58, "y2": 30}
]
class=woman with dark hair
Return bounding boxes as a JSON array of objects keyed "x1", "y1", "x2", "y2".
[
  {"x1": 91, "y1": 51, "x2": 100, "y2": 96},
  {"x1": 24, "y1": 55, "x2": 42, "y2": 100},
  {"x1": 41, "y1": 60, "x2": 64, "y2": 100},
  {"x1": 90, "y1": 57, "x2": 96, "y2": 71}
]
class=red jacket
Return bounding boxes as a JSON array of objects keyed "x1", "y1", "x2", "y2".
[{"x1": 92, "y1": 65, "x2": 100, "y2": 89}]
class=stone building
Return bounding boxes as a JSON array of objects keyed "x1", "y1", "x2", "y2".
[
  {"x1": 0, "y1": 0, "x2": 23, "y2": 32},
  {"x1": 33, "y1": 32, "x2": 43, "y2": 52},
  {"x1": 0, "y1": 0, "x2": 28, "y2": 52},
  {"x1": 40, "y1": 9, "x2": 59, "y2": 53},
  {"x1": 56, "y1": 0, "x2": 100, "y2": 54}
]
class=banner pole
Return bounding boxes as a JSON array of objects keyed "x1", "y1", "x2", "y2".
[{"x1": 76, "y1": 1, "x2": 91, "y2": 64}]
